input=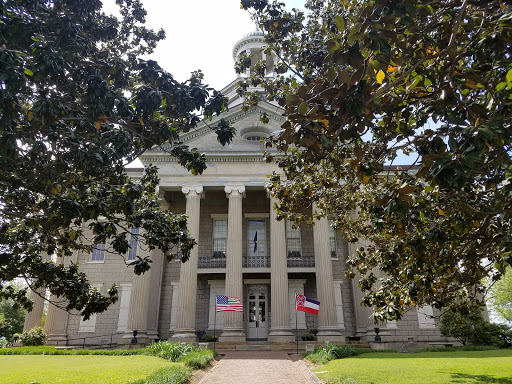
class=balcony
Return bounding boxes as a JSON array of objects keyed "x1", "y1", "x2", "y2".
[
  {"x1": 243, "y1": 255, "x2": 270, "y2": 268},
  {"x1": 198, "y1": 256, "x2": 226, "y2": 268},
  {"x1": 287, "y1": 255, "x2": 315, "y2": 268}
]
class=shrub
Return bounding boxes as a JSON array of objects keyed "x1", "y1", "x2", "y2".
[
  {"x1": 195, "y1": 330, "x2": 206, "y2": 340},
  {"x1": 19, "y1": 326, "x2": 46, "y2": 346},
  {"x1": 199, "y1": 334, "x2": 218, "y2": 342},
  {"x1": 0, "y1": 346, "x2": 142, "y2": 355},
  {"x1": 143, "y1": 341, "x2": 198, "y2": 361},
  {"x1": 305, "y1": 344, "x2": 355, "y2": 364},
  {"x1": 441, "y1": 308, "x2": 512, "y2": 347},
  {"x1": 178, "y1": 349, "x2": 215, "y2": 369},
  {"x1": 301, "y1": 332, "x2": 317, "y2": 341},
  {"x1": 330, "y1": 345, "x2": 355, "y2": 359},
  {"x1": 129, "y1": 365, "x2": 193, "y2": 384},
  {"x1": 0, "y1": 336, "x2": 8, "y2": 348},
  {"x1": 422, "y1": 345, "x2": 499, "y2": 353}
]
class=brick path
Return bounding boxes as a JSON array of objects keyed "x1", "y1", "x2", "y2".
[{"x1": 197, "y1": 351, "x2": 323, "y2": 384}]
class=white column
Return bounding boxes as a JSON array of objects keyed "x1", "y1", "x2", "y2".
[
  {"x1": 172, "y1": 185, "x2": 203, "y2": 341},
  {"x1": 23, "y1": 286, "x2": 45, "y2": 332},
  {"x1": 313, "y1": 203, "x2": 343, "y2": 341},
  {"x1": 45, "y1": 254, "x2": 76, "y2": 346},
  {"x1": 169, "y1": 282, "x2": 180, "y2": 331},
  {"x1": 219, "y1": 184, "x2": 246, "y2": 342},
  {"x1": 120, "y1": 225, "x2": 164, "y2": 345},
  {"x1": 348, "y1": 237, "x2": 375, "y2": 338},
  {"x1": 45, "y1": 293, "x2": 69, "y2": 346},
  {"x1": 121, "y1": 251, "x2": 153, "y2": 344},
  {"x1": 116, "y1": 284, "x2": 132, "y2": 333},
  {"x1": 268, "y1": 195, "x2": 294, "y2": 342},
  {"x1": 333, "y1": 280, "x2": 346, "y2": 330}
]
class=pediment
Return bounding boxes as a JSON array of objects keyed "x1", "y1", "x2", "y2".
[{"x1": 142, "y1": 101, "x2": 285, "y2": 156}]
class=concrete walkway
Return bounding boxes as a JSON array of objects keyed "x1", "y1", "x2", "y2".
[{"x1": 197, "y1": 351, "x2": 323, "y2": 384}]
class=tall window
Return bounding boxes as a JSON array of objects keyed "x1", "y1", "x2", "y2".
[
  {"x1": 91, "y1": 242, "x2": 106, "y2": 262},
  {"x1": 212, "y1": 219, "x2": 227, "y2": 258},
  {"x1": 286, "y1": 220, "x2": 301, "y2": 258},
  {"x1": 328, "y1": 219, "x2": 337, "y2": 259},
  {"x1": 127, "y1": 227, "x2": 140, "y2": 261},
  {"x1": 247, "y1": 220, "x2": 266, "y2": 257}
]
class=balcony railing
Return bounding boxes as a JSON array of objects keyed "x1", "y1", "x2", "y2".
[
  {"x1": 243, "y1": 255, "x2": 270, "y2": 268},
  {"x1": 198, "y1": 256, "x2": 226, "y2": 268},
  {"x1": 287, "y1": 255, "x2": 315, "y2": 268}
]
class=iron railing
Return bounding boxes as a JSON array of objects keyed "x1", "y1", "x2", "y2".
[
  {"x1": 287, "y1": 255, "x2": 315, "y2": 268},
  {"x1": 243, "y1": 255, "x2": 270, "y2": 268},
  {"x1": 53, "y1": 333, "x2": 119, "y2": 349},
  {"x1": 198, "y1": 257, "x2": 226, "y2": 268}
]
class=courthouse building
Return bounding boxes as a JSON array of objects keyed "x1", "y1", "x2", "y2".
[{"x1": 23, "y1": 30, "x2": 448, "y2": 347}]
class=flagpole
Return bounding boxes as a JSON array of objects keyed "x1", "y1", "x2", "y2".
[
  {"x1": 295, "y1": 292, "x2": 298, "y2": 355},
  {"x1": 213, "y1": 296, "x2": 217, "y2": 353}
]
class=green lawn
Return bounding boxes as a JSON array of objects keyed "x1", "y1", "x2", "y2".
[
  {"x1": 314, "y1": 349, "x2": 512, "y2": 384},
  {"x1": 0, "y1": 354, "x2": 186, "y2": 384}
]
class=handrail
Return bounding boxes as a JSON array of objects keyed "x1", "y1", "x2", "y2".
[{"x1": 54, "y1": 332, "x2": 119, "y2": 349}]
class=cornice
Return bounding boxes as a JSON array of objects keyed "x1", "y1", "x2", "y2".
[
  {"x1": 141, "y1": 154, "x2": 268, "y2": 163},
  {"x1": 232, "y1": 36, "x2": 266, "y2": 59}
]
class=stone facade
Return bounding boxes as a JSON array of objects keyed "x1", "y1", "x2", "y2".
[{"x1": 31, "y1": 30, "x2": 450, "y2": 349}]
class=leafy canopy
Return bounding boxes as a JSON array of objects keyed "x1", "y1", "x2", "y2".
[
  {"x1": 240, "y1": 0, "x2": 512, "y2": 320},
  {"x1": 0, "y1": 284, "x2": 27, "y2": 343},
  {"x1": 0, "y1": 0, "x2": 233, "y2": 319},
  {"x1": 488, "y1": 267, "x2": 512, "y2": 323}
]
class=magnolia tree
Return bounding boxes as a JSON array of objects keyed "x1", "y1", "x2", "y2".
[
  {"x1": 239, "y1": 0, "x2": 512, "y2": 320},
  {"x1": 0, "y1": 0, "x2": 234, "y2": 319}
]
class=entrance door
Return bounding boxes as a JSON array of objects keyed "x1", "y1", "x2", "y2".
[{"x1": 247, "y1": 286, "x2": 268, "y2": 340}]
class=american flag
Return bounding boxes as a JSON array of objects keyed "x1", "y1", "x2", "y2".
[{"x1": 216, "y1": 295, "x2": 243, "y2": 312}]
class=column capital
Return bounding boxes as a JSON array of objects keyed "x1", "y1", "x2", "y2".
[
  {"x1": 224, "y1": 184, "x2": 245, "y2": 199},
  {"x1": 182, "y1": 184, "x2": 204, "y2": 199}
]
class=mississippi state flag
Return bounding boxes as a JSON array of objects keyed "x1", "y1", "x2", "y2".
[{"x1": 296, "y1": 294, "x2": 320, "y2": 315}]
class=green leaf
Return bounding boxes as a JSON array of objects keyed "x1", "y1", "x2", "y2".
[
  {"x1": 24, "y1": 69, "x2": 33, "y2": 76},
  {"x1": 507, "y1": 68, "x2": 512, "y2": 83},
  {"x1": 497, "y1": 82, "x2": 507, "y2": 91},
  {"x1": 298, "y1": 102, "x2": 308, "y2": 115},
  {"x1": 335, "y1": 15, "x2": 345, "y2": 32},
  {"x1": 286, "y1": 94, "x2": 301, "y2": 106}
]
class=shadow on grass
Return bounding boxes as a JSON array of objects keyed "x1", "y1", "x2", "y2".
[
  {"x1": 449, "y1": 372, "x2": 512, "y2": 383},
  {"x1": 351, "y1": 350, "x2": 512, "y2": 359}
]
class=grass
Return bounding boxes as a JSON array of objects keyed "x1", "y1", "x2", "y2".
[
  {"x1": 177, "y1": 349, "x2": 216, "y2": 369},
  {"x1": 0, "y1": 345, "x2": 141, "y2": 355},
  {"x1": 0, "y1": 355, "x2": 185, "y2": 384},
  {"x1": 314, "y1": 349, "x2": 512, "y2": 384},
  {"x1": 0, "y1": 342, "x2": 216, "y2": 383}
]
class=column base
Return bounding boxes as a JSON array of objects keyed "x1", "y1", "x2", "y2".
[
  {"x1": 268, "y1": 328, "x2": 295, "y2": 343},
  {"x1": 218, "y1": 328, "x2": 246, "y2": 343},
  {"x1": 118, "y1": 330, "x2": 156, "y2": 346},
  {"x1": 316, "y1": 327, "x2": 344, "y2": 342},
  {"x1": 170, "y1": 330, "x2": 197, "y2": 343},
  {"x1": 46, "y1": 333, "x2": 67, "y2": 346}
]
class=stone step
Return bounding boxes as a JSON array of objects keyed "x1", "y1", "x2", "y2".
[
  {"x1": 211, "y1": 340, "x2": 371, "y2": 352},
  {"x1": 235, "y1": 344, "x2": 271, "y2": 351}
]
